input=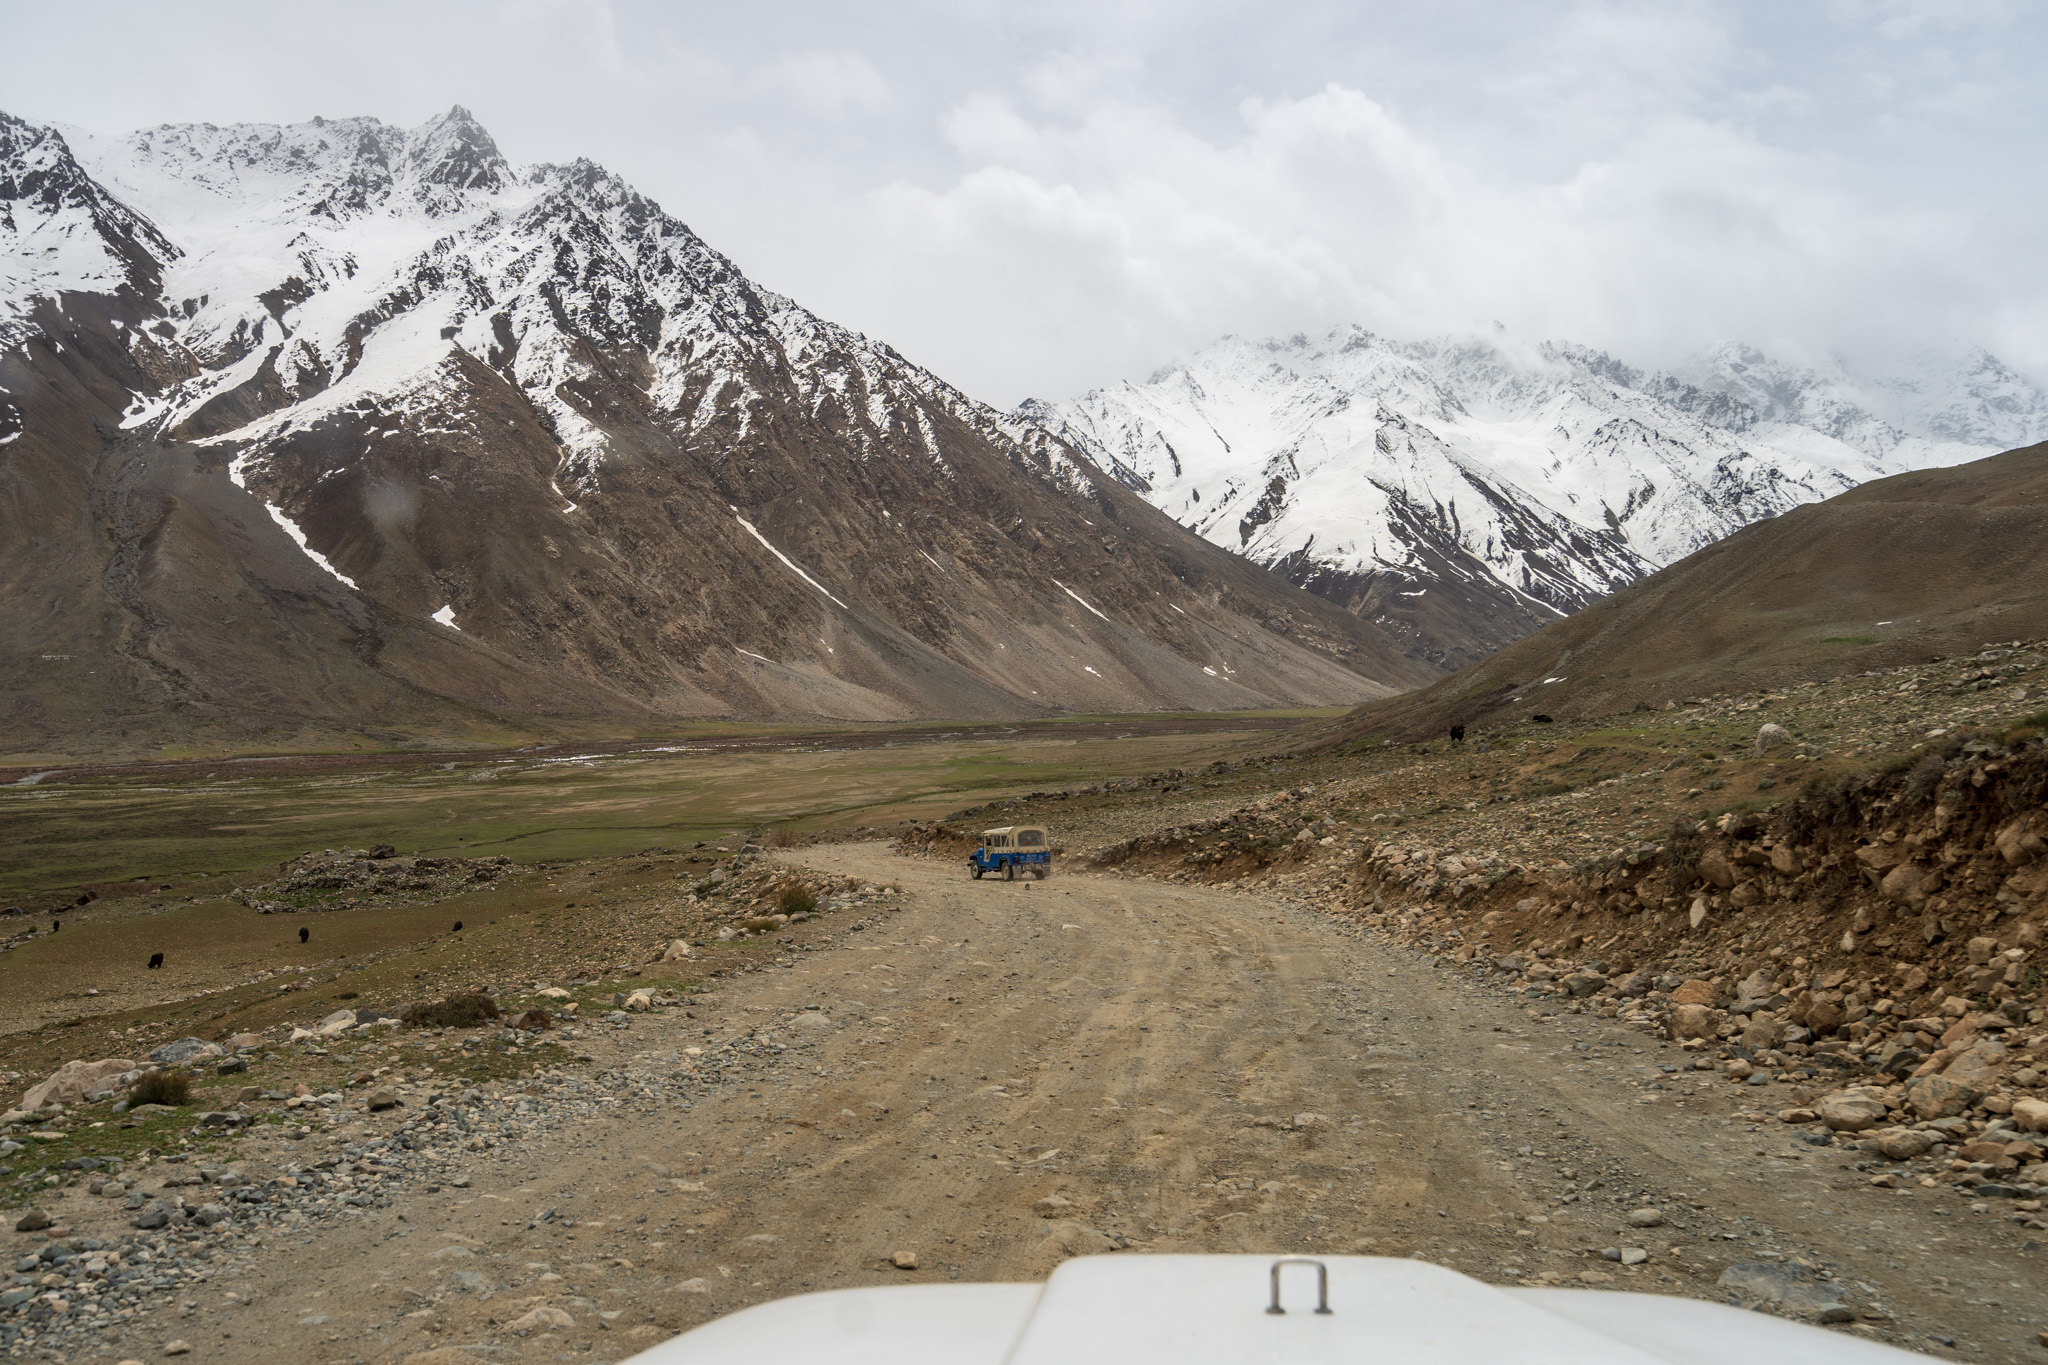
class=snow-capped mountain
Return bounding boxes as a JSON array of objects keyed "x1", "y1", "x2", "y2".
[
  {"x1": 0, "y1": 108, "x2": 1425, "y2": 750},
  {"x1": 1027, "y1": 327, "x2": 2048, "y2": 665},
  {"x1": 0, "y1": 111, "x2": 177, "y2": 334}
]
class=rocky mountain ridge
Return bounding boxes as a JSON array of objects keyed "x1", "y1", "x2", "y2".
[
  {"x1": 1030, "y1": 328, "x2": 2048, "y2": 668},
  {"x1": 0, "y1": 108, "x2": 1427, "y2": 755}
]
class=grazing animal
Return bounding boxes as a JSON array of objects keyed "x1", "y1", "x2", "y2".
[
  {"x1": 1532, "y1": 713, "x2": 1555, "y2": 724},
  {"x1": 299, "y1": 926, "x2": 309, "y2": 943},
  {"x1": 52, "y1": 919, "x2": 60, "y2": 932},
  {"x1": 148, "y1": 952, "x2": 163, "y2": 969},
  {"x1": 452, "y1": 921, "x2": 463, "y2": 933},
  {"x1": 1449, "y1": 724, "x2": 1466, "y2": 743}
]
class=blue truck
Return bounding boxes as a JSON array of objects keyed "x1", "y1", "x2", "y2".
[{"x1": 968, "y1": 825, "x2": 1051, "y2": 880}]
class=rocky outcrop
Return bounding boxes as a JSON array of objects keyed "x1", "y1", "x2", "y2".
[{"x1": 19, "y1": 1058, "x2": 138, "y2": 1111}]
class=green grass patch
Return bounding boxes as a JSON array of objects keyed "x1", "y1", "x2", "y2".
[{"x1": 0, "y1": 720, "x2": 1299, "y2": 899}]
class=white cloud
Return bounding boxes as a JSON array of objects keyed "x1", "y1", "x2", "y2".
[
  {"x1": 4, "y1": 0, "x2": 2045, "y2": 404},
  {"x1": 822, "y1": 79, "x2": 2019, "y2": 402},
  {"x1": 752, "y1": 51, "x2": 893, "y2": 114}
]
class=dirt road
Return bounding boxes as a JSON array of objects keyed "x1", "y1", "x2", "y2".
[{"x1": 50, "y1": 845, "x2": 2045, "y2": 1364}]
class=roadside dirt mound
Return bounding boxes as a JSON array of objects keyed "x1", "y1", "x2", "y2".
[
  {"x1": 893, "y1": 824, "x2": 981, "y2": 861},
  {"x1": 679, "y1": 850, "x2": 901, "y2": 940},
  {"x1": 233, "y1": 849, "x2": 528, "y2": 914},
  {"x1": 1323, "y1": 441, "x2": 2048, "y2": 743}
]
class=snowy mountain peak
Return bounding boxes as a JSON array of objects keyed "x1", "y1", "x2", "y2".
[
  {"x1": 1031, "y1": 324, "x2": 2046, "y2": 661},
  {"x1": 405, "y1": 105, "x2": 510, "y2": 192},
  {"x1": 0, "y1": 111, "x2": 177, "y2": 340}
]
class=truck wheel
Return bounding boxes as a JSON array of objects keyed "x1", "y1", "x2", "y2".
[
  {"x1": 1034, "y1": 867, "x2": 1047, "y2": 880},
  {"x1": 1004, "y1": 863, "x2": 1016, "y2": 882},
  {"x1": 971, "y1": 866, "x2": 982, "y2": 880}
]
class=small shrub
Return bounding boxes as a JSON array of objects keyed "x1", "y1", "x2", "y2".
[
  {"x1": 777, "y1": 882, "x2": 818, "y2": 916},
  {"x1": 129, "y1": 1070, "x2": 189, "y2": 1107},
  {"x1": 1901, "y1": 751, "x2": 1950, "y2": 806},
  {"x1": 1662, "y1": 817, "x2": 1705, "y2": 895},
  {"x1": 767, "y1": 826, "x2": 802, "y2": 849},
  {"x1": 401, "y1": 993, "x2": 500, "y2": 1029}
]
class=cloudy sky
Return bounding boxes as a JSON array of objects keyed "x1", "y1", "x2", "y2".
[{"x1": 5, "y1": 0, "x2": 2044, "y2": 404}]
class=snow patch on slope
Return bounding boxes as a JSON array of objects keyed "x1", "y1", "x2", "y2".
[
  {"x1": 263, "y1": 503, "x2": 357, "y2": 590},
  {"x1": 734, "y1": 514, "x2": 848, "y2": 610}
]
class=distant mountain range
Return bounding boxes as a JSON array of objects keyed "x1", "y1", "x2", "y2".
[
  {"x1": 0, "y1": 107, "x2": 1428, "y2": 754},
  {"x1": 1027, "y1": 329, "x2": 2048, "y2": 668},
  {"x1": 5, "y1": 102, "x2": 2042, "y2": 756}
]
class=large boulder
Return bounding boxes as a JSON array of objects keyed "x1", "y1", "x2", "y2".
[
  {"x1": 1669, "y1": 1004, "x2": 1723, "y2": 1041},
  {"x1": 1872, "y1": 1127, "x2": 1938, "y2": 1160},
  {"x1": 1696, "y1": 851, "x2": 1737, "y2": 890},
  {"x1": 1803, "y1": 999, "x2": 1845, "y2": 1038},
  {"x1": 1613, "y1": 971, "x2": 1654, "y2": 999},
  {"x1": 1855, "y1": 841, "x2": 1910, "y2": 874},
  {"x1": 1942, "y1": 1040, "x2": 2008, "y2": 1090},
  {"x1": 1880, "y1": 862, "x2": 1932, "y2": 905},
  {"x1": 1741, "y1": 1015, "x2": 1786, "y2": 1050},
  {"x1": 147, "y1": 1037, "x2": 222, "y2": 1067},
  {"x1": 1816, "y1": 1090, "x2": 1888, "y2": 1132},
  {"x1": 1562, "y1": 973, "x2": 1606, "y2": 999},
  {"x1": 1755, "y1": 723, "x2": 1793, "y2": 755},
  {"x1": 1995, "y1": 818, "x2": 2044, "y2": 866},
  {"x1": 1905, "y1": 1073, "x2": 1978, "y2": 1119},
  {"x1": 20, "y1": 1058, "x2": 136, "y2": 1110},
  {"x1": 1717, "y1": 1262, "x2": 1852, "y2": 1321},
  {"x1": 1669, "y1": 980, "x2": 1719, "y2": 1006},
  {"x1": 2012, "y1": 1098, "x2": 2048, "y2": 1133}
]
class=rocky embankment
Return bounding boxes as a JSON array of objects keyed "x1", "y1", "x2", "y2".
[{"x1": 1075, "y1": 726, "x2": 2048, "y2": 1225}]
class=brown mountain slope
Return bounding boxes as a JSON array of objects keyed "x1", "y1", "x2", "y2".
[
  {"x1": 0, "y1": 112, "x2": 1438, "y2": 760},
  {"x1": 1, "y1": 291, "x2": 1428, "y2": 761},
  {"x1": 1322, "y1": 441, "x2": 2048, "y2": 743}
]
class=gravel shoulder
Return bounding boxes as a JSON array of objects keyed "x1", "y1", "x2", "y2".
[{"x1": 7, "y1": 844, "x2": 2043, "y2": 1364}]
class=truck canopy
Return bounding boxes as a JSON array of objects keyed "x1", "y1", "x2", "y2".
[{"x1": 980, "y1": 826, "x2": 1047, "y2": 848}]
